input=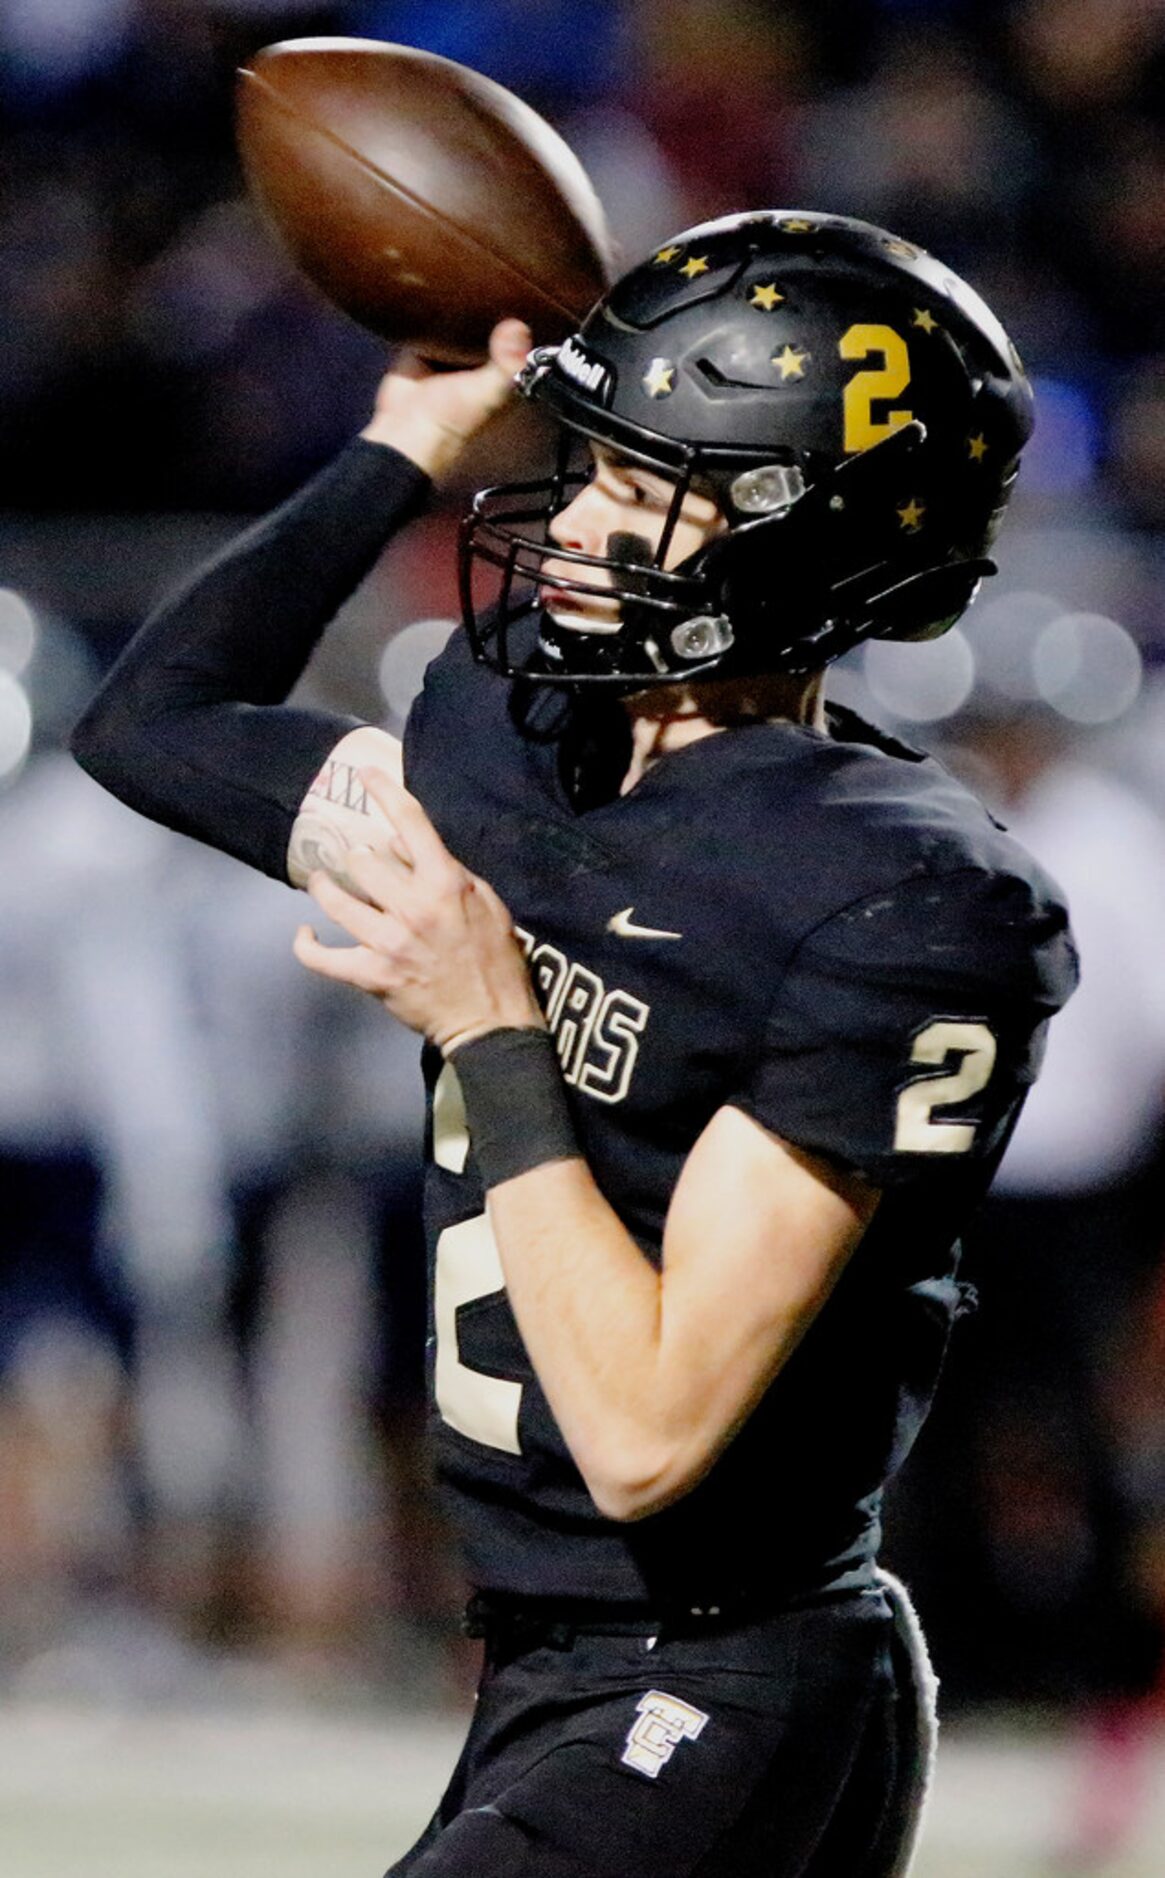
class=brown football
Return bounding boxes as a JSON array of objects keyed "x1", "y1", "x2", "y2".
[{"x1": 236, "y1": 37, "x2": 614, "y2": 362}]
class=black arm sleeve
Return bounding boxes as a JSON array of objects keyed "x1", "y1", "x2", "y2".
[{"x1": 71, "y1": 438, "x2": 431, "y2": 881}]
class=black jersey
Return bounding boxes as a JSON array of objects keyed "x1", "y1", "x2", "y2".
[
  {"x1": 404, "y1": 627, "x2": 1077, "y2": 1607},
  {"x1": 64, "y1": 431, "x2": 1075, "y2": 1611}
]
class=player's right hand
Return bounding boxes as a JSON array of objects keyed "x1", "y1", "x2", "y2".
[{"x1": 361, "y1": 318, "x2": 532, "y2": 479}]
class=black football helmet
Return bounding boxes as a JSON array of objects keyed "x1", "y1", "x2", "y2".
[{"x1": 459, "y1": 210, "x2": 1034, "y2": 686}]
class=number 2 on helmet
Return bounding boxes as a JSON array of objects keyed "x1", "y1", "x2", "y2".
[{"x1": 839, "y1": 324, "x2": 914, "y2": 453}]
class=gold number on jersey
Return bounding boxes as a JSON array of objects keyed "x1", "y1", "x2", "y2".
[
  {"x1": 432, "y1": 1060, "x2": 523, "y2": 1453},
  {"x1": 893, "y1": 1020, "x2": 997, "y2": 1154},
  {"x1": 434, "y1": 1212, "x2": 523, "y2": 1454},
  {"x1": 433, "y1": 1061, "x2": 469, "y2": 1174},
  {"x1": 839, "y1": 323, "x2": 913, "y2": 452}
]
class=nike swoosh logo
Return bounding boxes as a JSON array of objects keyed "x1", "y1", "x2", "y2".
[{"x1": 607, "y1": 907, "x2": 683, "y2": 941}]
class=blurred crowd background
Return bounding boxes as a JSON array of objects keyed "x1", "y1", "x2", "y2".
[{"x1": 2, "y1": 0, "x2": 1165, "y2": 1857}]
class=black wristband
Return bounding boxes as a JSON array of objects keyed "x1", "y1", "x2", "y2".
[{"x1": 447, "y1": 1027, "x2": 580, "y2": 1191}]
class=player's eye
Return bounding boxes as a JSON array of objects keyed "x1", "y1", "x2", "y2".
[
  {"x1": 625, "y1": 474, "x2": 671, "y2": 509},
  {"x1": 597, "y1": 469, "x2": 644, "y2": 505}
]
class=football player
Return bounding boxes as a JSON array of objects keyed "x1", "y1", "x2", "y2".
[{"x1": 73, "y1": 213, "x2": 1077, "y2": 1875}]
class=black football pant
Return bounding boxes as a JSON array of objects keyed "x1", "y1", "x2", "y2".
[{"x1": 384, "y1": 1586, "x2": 902, "y2": 1878}]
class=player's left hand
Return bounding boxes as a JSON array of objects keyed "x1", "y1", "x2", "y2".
[{"x1": 293, "y1": 768, "x2": 544, "y2": 1051}]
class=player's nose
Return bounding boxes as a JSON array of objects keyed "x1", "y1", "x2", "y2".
[{"x1": 548, "y1": 483, "x2": 604, "y2": 555}]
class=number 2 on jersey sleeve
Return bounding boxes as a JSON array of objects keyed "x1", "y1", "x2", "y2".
[
  {"x1": 432, "y1": 1062, "x2": 524, "y2": 1454},
  {"x1": 894, "y1": 1019, "x2": 997, "y2": 1153}
]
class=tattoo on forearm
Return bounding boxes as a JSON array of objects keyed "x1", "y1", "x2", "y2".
[
  {"x1": 287, "y1": 814, "x2": 362, "y2": 894},
  {"x1": 307, "y1": 761, "x2": 372, "y2": 817},
  {"x1": 287, "y1": 755, "x2": 398, "y2": 892}
]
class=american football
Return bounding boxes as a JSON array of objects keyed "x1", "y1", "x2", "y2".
[{"x1": 236, "y1": 37, "x2": 614, "y2": 362}]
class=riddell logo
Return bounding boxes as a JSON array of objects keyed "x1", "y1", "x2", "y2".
[{"x1": 557, "y1": 335, "x2": 614, "y2": 404}]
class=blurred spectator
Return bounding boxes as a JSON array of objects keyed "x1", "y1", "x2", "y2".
[
  {"x1": 625, "y1": 0, "x2": 813, "y2": 217},
  {"x1": 883, "y1": 696, "x2": 1165, "y2": 1847},
  {"x1": 967, "y1": 708, "x2": 1165, "y2": 1854},
  {"x1": 1109, "y1": 358, "x2": 1165, "y2": 531},
  {"x1": 354, "y1": 0, "x2": 623, "y2": 109},
  {"x1": 796, "y1": 25, "x2": 1039, "y2": 265},
  {"x1": 1008, "y1": 0, "x2": 1164, "y2": 118},
  {"x1": 0, "y1": 746, "x2": 445, "y2": 1676},
  {"x1": 0, "y1": 0, "x2": 1161, "y2": 567}
]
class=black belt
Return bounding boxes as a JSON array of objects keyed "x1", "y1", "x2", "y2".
[{"x1": 464, "y1": 1589, "x2": 766, "y2": 1649}]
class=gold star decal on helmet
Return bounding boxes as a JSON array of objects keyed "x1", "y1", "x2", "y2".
[
  {"x1": 781, "y1": 219, "x2": 815, "y2": 234},
  {"x1": 967, "y1": 433, "x2": 989, "y2": 462},
  {"x1": 643, "y1": 358, "x2": 676, "y2": 398},
  {"x1": 749, "y1": 282, "x2": 785, "y2": 311},
  {"x1": 680, "y1": 255, "x2": 710, "y2": 279},
  {"x1": 912, "y1": 308, "x2": 938, "y2": 334},
  {"x1": 653, "y1": 245, "x2": 682, "y2": 265},
  {"x1": 773, "y1": 344, "x2": 809, "y2": 381},
  {"x1": 897, "y1": 497, "x2": 926, "y2": 531},
  {"x1": 884, "y1": 238, "x2": 918, "y2": 258}
]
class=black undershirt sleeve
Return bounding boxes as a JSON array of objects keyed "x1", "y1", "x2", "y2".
[{"x1": 71, "y1": 438, "x2": 431, "y2": 881}]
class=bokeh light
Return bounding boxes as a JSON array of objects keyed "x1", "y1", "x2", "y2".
[
  {"x1": 1032, "y1": 611, "x2": 1143, "y2": 724},
  {"x1": 967, "y1": 589, "x2": 1062, "y2": 701},
  {"x1": 863, "y1": 626, "x2": 975, "y2": 723},
  {"x1": 0, "y1": 670, "x2": 33, "y2": 782},
  {"x1": 0, "y1": 590, "x2": 38, "y2": 677}
]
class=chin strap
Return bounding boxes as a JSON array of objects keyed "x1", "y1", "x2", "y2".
[{"x1": 855, "y1": 557, "x2": 996, "y2": 642}]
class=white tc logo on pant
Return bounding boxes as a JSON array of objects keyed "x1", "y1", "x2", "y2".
[{"x1": 621, "y1": 1690, "x2": 709, "y2": 1778}]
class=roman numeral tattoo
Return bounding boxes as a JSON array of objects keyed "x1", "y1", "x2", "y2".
[
  {"x1": 286, "y1": 761, "x2": 380, "y2": 891},
  {"x1": 307, "y1": 760, "x2": 372, "y2": 817}
]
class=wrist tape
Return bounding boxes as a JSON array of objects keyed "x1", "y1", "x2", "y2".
[{"x1": 446, "y1": 1027, "x2": 580, "y2": 1190}]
